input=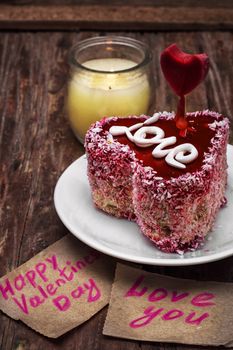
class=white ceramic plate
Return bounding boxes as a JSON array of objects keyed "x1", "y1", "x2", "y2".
[{"x1": 54, "y1": 145, "x2": 233, "y2": 266}]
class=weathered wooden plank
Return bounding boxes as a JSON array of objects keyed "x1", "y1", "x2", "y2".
[
  {"x1": 0, "y1": 30, "x2": 233, "y2": 350},
  {"x1": 0, "y1": 5, "x2": 233, "y2": 31},
  {"x1": 1, "y1": 0, "x2": 233, "y2": 8},
  {"x1": 0, "y1": 31, "x2": 83, "y2": 350}
]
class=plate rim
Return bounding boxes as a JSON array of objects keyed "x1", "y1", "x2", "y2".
[{"x1": 54, "y1": 144, "x2": 233, "y2": 266}]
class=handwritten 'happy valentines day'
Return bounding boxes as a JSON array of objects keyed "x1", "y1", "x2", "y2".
[
  {"x1": 0, "y1": 251, "x2": 101, "y2": 314},
  {"x1": 0, "y1": 235, "x2": 114, "y2": 338}
]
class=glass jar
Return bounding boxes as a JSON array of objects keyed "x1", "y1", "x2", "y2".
[{"x1": 67, "y1": 36, "x2": 155, "y2": 143}]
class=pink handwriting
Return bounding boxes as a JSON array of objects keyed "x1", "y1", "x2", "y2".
[
  {"x1": 11, "y1": 278, "x2": 101, "y2": 315},
  {"x1": 46, "y1": 255, "x2": 58, "y2": 270},
  {"x1": 130, "y1": 306, "x2": 210, "y2": 328},
  {"x1": 191, "y1": 293, "x2": 215, "y2": 307},
  {"x1": 53, "y1": 278, "x2": 101, "y2": 312},
  {"x1": 125, "y1": 275, "x2": 147, "y2": 297},
  {"x1": 126, "y1": 274, "x2": 215, "y2": 329},
  {"x1": 53, "y1": 295, "x2": 70, "y2": 312},
  {"x1": 125, "y1": 275, "x2": 215, "y2": 307},
  {"x1": 0, "y1": 249, "x2": 101, "y2": 300},
  {"x1": 130, "y1": 306, "x2": 164, "y2": 328}
]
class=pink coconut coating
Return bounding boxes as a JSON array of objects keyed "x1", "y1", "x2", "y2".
[
  {"x1": 85, "y1": 111, "x2": 229, "y2": 253},
  {"x1": 85, "y1": 118, "x2": 137, "y2": 220}
]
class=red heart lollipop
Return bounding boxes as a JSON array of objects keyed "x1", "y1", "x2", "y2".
[
  {"x1": 160, "y1": 43, "x2": 209, "y2": 96},
  {"x1": 160, "y1": 44, "x2": 209, "y2": 136}
]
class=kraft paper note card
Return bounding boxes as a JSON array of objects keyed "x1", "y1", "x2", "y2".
[
  {"x1": 104, "y1": 263, "x2": 233, "y2": 347},
  {"x1": 0, "y1": 235, "x2": 115, "y2": 338}
]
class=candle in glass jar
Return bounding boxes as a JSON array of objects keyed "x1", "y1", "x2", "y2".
[{"x1": 67, "y1": 58, "x2": 150, "y2": 142}]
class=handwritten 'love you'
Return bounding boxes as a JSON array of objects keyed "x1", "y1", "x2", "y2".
[{"x1": 125, "y1": 274, "x2": 215, "y2": 328}]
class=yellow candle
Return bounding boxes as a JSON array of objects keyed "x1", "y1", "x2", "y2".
[{"x1": 67, "y1": 58, "x2": 150, "y2": 142}]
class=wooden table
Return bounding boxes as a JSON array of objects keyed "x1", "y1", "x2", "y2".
[{"x1": 0, "y1": 2, "x2": 233, "y2": 349}]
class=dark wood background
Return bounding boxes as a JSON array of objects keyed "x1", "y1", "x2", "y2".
[
  {"x1": 0, "y1": 0, "x2": 233, "y2": 30},
  {"x1": 0, "y1": 1, "x2": 233, "y2": 349}
]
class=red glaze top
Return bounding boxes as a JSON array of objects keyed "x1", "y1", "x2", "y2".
[{"x1": 102, "y1": 114, "x2": 216, "y2": 179}]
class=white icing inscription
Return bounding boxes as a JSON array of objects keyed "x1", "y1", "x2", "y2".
[{"x1": 109, "y1": 113, "x2": 198, "y2": 169}]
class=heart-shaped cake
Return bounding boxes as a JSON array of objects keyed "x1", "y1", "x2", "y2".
[
  {"x1": 85, "y1": 44, "x2": 229, "y2": 253},
  {"x1": 85, "y1": 111, "x2": 229, "y2": 253}
]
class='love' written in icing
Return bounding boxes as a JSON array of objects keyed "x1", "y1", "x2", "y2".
[{"x1": 109, "y1": 113, "x2": 198, "y2": 169}]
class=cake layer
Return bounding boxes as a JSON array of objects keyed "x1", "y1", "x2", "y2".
[{"x1": 85, "y1": 111, "x2": 229, "y2": 253}]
